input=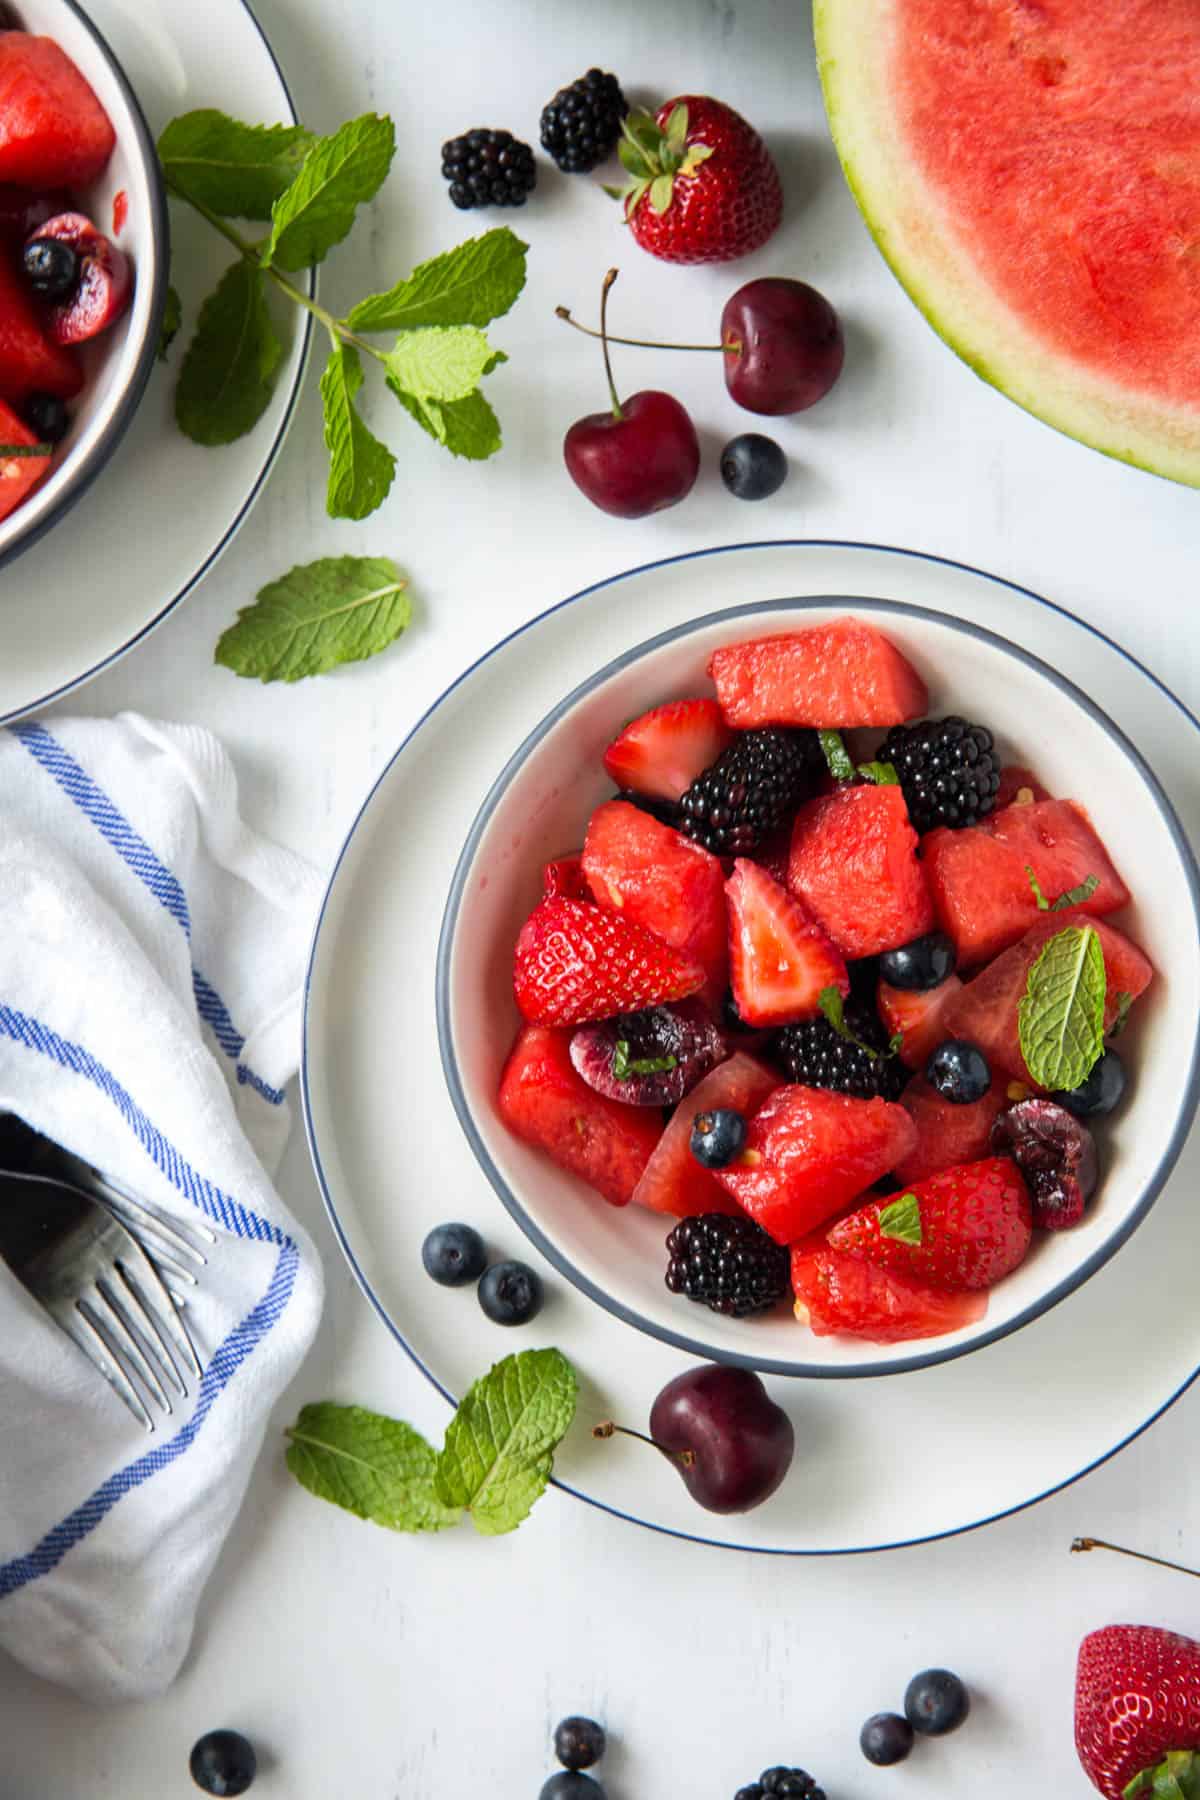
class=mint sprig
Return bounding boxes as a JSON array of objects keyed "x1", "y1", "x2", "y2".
[
  {"x1": 1017, "y1": 924, "x2": 1107, "y2": 1090},
  {"x1": 818, "y1": 730, "x2": 854, "y2": 782},
  {"x1": 1026, "y1": 866, "x2": 1100, "y2": 913},
  {"x1": 879, "y1": 1191, "x2": 922, "y2": 1245},
  {"x1": 818, "y1": 984, "x2": 888, "y2": 1061},
  {"x1": 1109, "y1": 990, "x2": 1134, "y2": 1039},
  {"x1": 215, "y1": 554, "x2": 409, "y2": 682},
  {"x1": 856, "y1": 760, "x2": 899, "y2": 786},
  {"x1": 613, "y1": 1040, "x2": 677, "y2": 1080}
]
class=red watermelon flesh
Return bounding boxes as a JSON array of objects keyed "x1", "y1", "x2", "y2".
[
  {"x1": 583, "y1": 799, "x2": 728, "y2": 1002},
  {"x1": 878, "y1": 973, "x2": 963, "y2": 1070},
  {"x1": 708, "y1": 617, "x2": 928, "y2": 730},
  {"x1": 631, "y1": 1052, "x2": 778, "y2": 1219},
  {"x1": 788, "y1": 784, "x2": 933, "y2": 958},
  {"x1": 0, "y1": 252, "x2": 82, "y2": 401},
  {"x1": 497, "y1": 1024, "x2": 663, "y2": 1208},
  {"x1": 943, "y1": 909, "x2": 1153, "y2": 1085},
  {"x1": 995, "y1": 766, "x2": 1053, "y2": 810},
  {"x1": 0, "y1": 36, "x2": 116, "y2": 189},
  {"x1": 0, "y1": 396, "x2": 51, "y2": 521},
  {"x1": 791, "y1": 1237, "x2": 987, "y2": 1343},
  {"x1": 894, "y1": 1077, "x2": 1009, "y2": 1185}
]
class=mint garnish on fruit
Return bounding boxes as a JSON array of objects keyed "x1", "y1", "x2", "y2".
[
  {"x1": 215, "y1": 555, "x2": 409, "y2": 683},
  {"x1": 879, "y1": 1191, "x2": 922, "y2": 1245},
  {"x1": 817, "y1": 729, "x2": 854, "y2": 781},
  {"x1": 1017, "y1": 923, "x2": 1107, "y2": 1091},
  {"x1": 1026, "y1": 865, "x2": 1100, "y2": 912},
  {"x1": 856, "y1": 760, "x2": 899, "y2": 785},
  {"x1": 157, "y1": 109, "x2": 526, "y2": 518}
]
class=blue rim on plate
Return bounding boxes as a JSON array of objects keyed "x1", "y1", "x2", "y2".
[
  {"x1": 301, "y1": 540, "x2": 1200, "y2": 1555},
  {"x1": 436, "y1": 592, "x2": 1200, "y2": 1380}
]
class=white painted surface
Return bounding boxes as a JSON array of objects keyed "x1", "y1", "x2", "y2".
[{"x1": 3, "y1": 0, "x2": 1200, "y2": 1794}]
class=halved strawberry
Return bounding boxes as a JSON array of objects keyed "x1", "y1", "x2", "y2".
[
  {"x1": 602, "y1": 698, "x2": 733, "y2": 804},
  {"x1": 542, "y1": 855, "x2": 590, "y2": 900},
  {"x1": 790, "y1": 1238, "x2": 987, "y2": 1343},
  {"x1": 512, "y1": 894, "x2": 704, "y2": 1027},
  {"x1": 878, "y1": 974, "x2": 964, "y2": 1071},
  {"x1": 497, "y1": 1024, "x2": 663, "y2": 1206},
  {"x1": 726, "y1": 858, "x2": 848, "y2": 1028},
  {"x1": 828, "y1": 1157, "x2": 1032, "y2": 1291},
  {"x1": 0, "y1": 252, "x2": 82, "y2": 401},
  {"x1": 709, "y1": 617, "x2": 928, "y2": 729},
  {"x1": 0, "y1": 35, "x2": 116, "y2": 188},
  {"x1": 583, "y1": 798, "x2": 728, "y2": 1002},
  {"x1": 894, "y1": 1078, "x2": 1010, "y2": 1185},
  {"x1": 631, "y1": 1051, "x2": 778, "y2": 1218},
  {"x1": 715, "y1": 1084, "x2": 917, "y2": 1244},
  {"x1": 0, "y1": 395, "x2": 50, "y2": 521},
  {"x1": 788, "y1": 784, "x2": 933, "y2": 958}
]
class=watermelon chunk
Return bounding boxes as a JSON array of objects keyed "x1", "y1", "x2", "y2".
[
  {"x1": 709, "y1": 616, "x2": 928, "y2": 729},
  {"x1": 602, "y1": 698, "x2": 732, "y2": 803},
  {"x1": 791, "y1": 1238, "x2": 987, "y2": 1343},
  {"x1": 726, "y1": 858, "x2": 848, "y2": 1028},
  {"x1": 0, "y1": 253, "x2": 82, "y2": 402},
  {"x1": 631, "y1": 1051, "x2": 778, "y2": 1218},
  {"x1": 0, "y1": 36, "x2": 116, "y2": 189},
  {"x1": 788, "y1": 784, "x2": 933, "y2": 958},
  {"x1": 894, "y1": 1077, "x2": 1009, "y2": 1184},
  {"x1": 995, "y1": 766, "x2": 1053, "y2": 810},
  {"x1": 715, "y1": 1084, "x2": 917, "y2": 1244},
  {"x1": 878, "y1": 973, "x2": 963, "y2": 1071},
  {"x1": 583, "y1": 799, "x2": 728, "y2": 1002},
  {"x1": 0, "y1": 396, "x2": 51, "y2": 521},
  {"x1": 497, "y1": 1024, "x2": 663, "y2": 1207}
]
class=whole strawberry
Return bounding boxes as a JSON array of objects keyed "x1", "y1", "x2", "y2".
[
  {"x1": 826, "y1": 1157, "x2": 1032, "y2": 1290},
  {"x1": 1076, "y1": 1625, "x2": 1200, "y2": 1797},
  {"x1": 611, "y1": 97, "x2": 782, "y2": 265}
]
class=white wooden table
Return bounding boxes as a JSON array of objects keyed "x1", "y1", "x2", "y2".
[{"x1": 3, "y1": 0, "x2": 1200, "y2": 1792}]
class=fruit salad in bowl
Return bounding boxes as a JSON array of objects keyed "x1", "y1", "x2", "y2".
[{"x1": 438, "y1": 600, "x2": 1200, "y2": 1377}]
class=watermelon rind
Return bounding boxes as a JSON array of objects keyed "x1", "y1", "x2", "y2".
[{"x1": 814, "y1": 0, "x2": 1200, "y2": 489}]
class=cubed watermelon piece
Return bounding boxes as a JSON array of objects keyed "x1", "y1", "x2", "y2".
[
  {"x1": 631, "y1": 1051, "x2": 778, "y2": 1218},
  {"x1": 583, "y1": 798, "x2": 728, "y2": 1003},
  {"x1": 788, "y1": 785, "x2": 933, "y2": 958},
  {"x1": 726, "y1": 858, "x2": 848, "y2": 1028},
  {"x1": 942, "y1": 909, "x2": 1153, "y2": 1085},
  {"x1": 994, "y1": 765, "x2": 1053, "y2": 809},
  {"x1": 790, "y1": 1238, "x2": 987, "y2": 1343},
  {"x1": 0, "y1": 36, "x2": 116, "y2": 189},
  {"x1": 602, "y1": 698, "x2": 732, "y2": 803},
  {"x1": 497, "y1": 1024, "x2": 663, "y2": 1207},
  {"x1": 709, "y1": 617, "x2": 928, "y2": 729},
  {"x1": 893, "y1": 1077, "x2": 1009, "y2": 1184},
  {"x1": 0, "y1": 395, "x2": 50, "y2": 521},
  {"x1": 0, "y1": 252, "x2": 82, "y2": 401},
  {"x1": 877, "y1": 973, "x2": 964, "y2": 1070},
  {"x1": 715, "y1": 1084, "x2": 917, "y2": 1244}
]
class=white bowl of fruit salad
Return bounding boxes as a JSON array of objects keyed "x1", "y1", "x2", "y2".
[
  {"x1": 0, "y1": 0, "x2": 167, "y2": 566},
  {"x1": 438, "y1": 600, "x2": 1200, "y2": 1377}
]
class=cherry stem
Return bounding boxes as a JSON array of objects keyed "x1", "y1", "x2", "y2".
[
  {"x1": 1071, "y1": 1536, "x2": 1200, "y2": 1579},
  {"x1": 557, "y1": 302, "x2": 740, "y2": 359},
  {"x1": 597, "y1": 268, "x2": 624, "y2": 421},
  {"x1": 593, "y1": 1420, "x2": 696, "y2": 1470}
]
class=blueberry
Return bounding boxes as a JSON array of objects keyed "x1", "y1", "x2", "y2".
[
  {"x1": 1052, "y1": 1048, "x2": 1126, "y2": 1118},
  {"x1": 925, "y1": 1039, "x2": 991, "y2": 1104},
  {"x1": 878, "y1": 931, "x2": 956, "y2": 991},
  {"x1": 904, "y1": 1667, "x2": 970, "y2": 1736},
  {"x1": 189, "y1": 1730, "x2": 257, "y2": 1796},
  {"x1": 540, "y1": 1776, "x2": 605, "y2": 1799},
  {"x1": 860, "y1": 1712, "x2": 914, "y2": 1765},
  {"x1": 22, "y1": 237, "x2": 79, "y2": 300},
  {"x1": 421, "y1": 1222, "x2": 487, "y2": 1287},
  {"x1": 720, "y1": 433, "x2": 788, "y2": 501},
  {"x1": 690, "y1": 1107, "x2": 747, "y2": 1169},
  {"x1": 477, "y1": 1259, "x2": 543, "y2": 1325},
  {"x1": 554, "y1": 1716, "x2": 606, "y2": 1770}
]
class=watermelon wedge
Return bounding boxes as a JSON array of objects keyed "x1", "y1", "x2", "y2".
[
  {"x1": 631, "y1": 1051, "x2": 778, "y2": 1218},
  {"x1": 0, "y1": 397, "x2": 51, "y2": 521},
  {"x1": 791, "y1": 1238, "x2": 987, "y2": 1343},
  {"x1": 709, "y1": 617, "x2": 927, "y2": 729},
  {"x1": 816, "y1": 0, "x2": 1200, "y2": 487}
]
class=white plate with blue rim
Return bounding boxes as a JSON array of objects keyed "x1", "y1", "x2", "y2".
[
  {"x1": 0, "y1": 0, "x2": 312, "y2": 723},
  {"x1": 302, "y1": 540, "x2": 1200, "y2": 1555}
]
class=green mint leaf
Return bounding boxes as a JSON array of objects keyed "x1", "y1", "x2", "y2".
[
  {"x1": 347, "y1": 227, "x2": 528, "y2": 333},
  {"x1": 879, "y1": 1191, "x2": 922, "y2": 1245},
  {"x1": 818, "y1": 730, "x2": 854, "y2": 782},
  {"x1": 1017, "y1": 924, "x2": 1107, "y2": 1090},
  {"x1": 1026, "y1": 864, "x2": 1051, "y2": 910},
  {"x1": 158, "y1": 109, "x2": 315, "y2": 218},
  {"x1": 284, "y1": 1402, "x2": 460, "y2": 1533},
  {"x1": 856, "y1": 760, "x2": 900, "y2": 785},
  {"x1": 389, "y1": 382, "x2": 502, "y2": 461},
  {"x1": 319, "y1": 341, "x2": 396, "y2": 521},
  {"x1": 264, "y1": 113, "x2": 395, "y2": 271},
  {"x1": 383, "y1": 325, "x2": 495, "y2": 405},
  {"x1": 434, "y1": 1348, "x2": 578, "y2": 1536},
  {"x1": 0, "y1": 442, "x2": 50, "y2": 457},
  {"x1": 175, "y1": 259, "x2": 284, "y2": 446},
  {"x1": 1109, "y1": 990, "x2": 1133, "y2": 1039},
  {"x1": 215, "y1": 554, "x2": 410, "y2": 683},
  {"x1": 157, "y1": 284, "x2": 182, "y2": 362},
  {"x1": 1052, "y1": 873, "x2": 1100, "y2": 911},
  {"x1": 612, "y1": 1039, "x2": 676, "y2": 1080},
  {"x1": 818, "y1": 984, "x2": 879, "y2": 1060},
  {"x1": 888, "y1": 1031, "x2": 905, "y2": 1056}
]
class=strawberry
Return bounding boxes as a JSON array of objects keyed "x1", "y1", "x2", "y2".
[
  {"x1": 512, "y1": 894, "x2": 704, "y2": 1027},
  {"x1": 878, "y1": 973, "x2": 964, "y2": 1071},
  {"x1": 542, "y1": 855, "x2": 590, "y2": 900},
  {"x1": 611, "y1": 96, "x2": 782, "y2": 266},
  {"x1": 726, "y1": 858, "x2": 848, "y2": 1027},
  {"x1": 827, "y1": 1157, "x2": 1032, "y2": 1291},
  {"x1": 791, "y1": 1237, "x2": 987, "y2": 1343},
  {"x1": 1076, "y1": 1624, "x2": 1200, "y2": 1798},
  {"x1": 583, "y1": 798, "x2": 728, "y2": 1002},
  {"x1": 602, "y1": 698, "x2": 732, "y2": 804}
]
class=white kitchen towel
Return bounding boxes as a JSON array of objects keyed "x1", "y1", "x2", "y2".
[{"x1": 0, "y1": 714, "x2": 325, "y2": 1703}]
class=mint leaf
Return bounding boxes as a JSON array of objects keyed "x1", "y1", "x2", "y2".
[
  {"x1": 158, "y1": 110, "x2": 314, "y2": 219},
  {"x1": 0, "y1": 442, "x2": 49, "y2": 457},
  {"x1": 1017, "y1": 924, "x2": 1107, "y2": 1090},
  {"x1": 818, "y1": 730, "x2": 854, "y2": 782},
  {"x1": 879, "y1": 1191, "x2": 922, "y2": 1245},
  {"x1": 157, "y1": 284, "x2": 182, "y2": 362},
  {"x1": 175, "y1": 260, "x2": 284, "y2": 445},
  {"x1": 1052, "y1": 874, "x2": 1100, "y2": 911},
  {"x1": 265, "y1": 114, "x2": 395, "y2": 271},
  {"x1": 384, "y1": 326, "x2": 495, "y2": 406},
  {"x1": 1109, "y1": 990, "x2": 1133, "y2": 1039},
  {"x1": 818, "y1": 984, "x2": 879, "y2": 1060},
  {"x1": 319, "y1": 341, "x2": 396, "y2": 521},
  {"x1": 389, "y1": 383, "x2": 503, "y2": 460},
  {"x1": 612, "y1": 1040, "x2": 677, "y2": 1080},
  {"x1": 284, "y1": 1402, "x2": 460, "y2": 1533},
  {"x1": 215, "y1": 554, "x2": 410, "y2": 683},
  {"x1": 434, "y1": 1348, "x2": 577, "y2": 1536},
  {"x1": 347, "y1": 227, "x2": 528, "y2": 333},
  {"x1": 857, "y1": 761, "x2": 899, "y2": 785},
  {"x1": 1026, "y1": 865, "x2": 1051, "y2": 910}
]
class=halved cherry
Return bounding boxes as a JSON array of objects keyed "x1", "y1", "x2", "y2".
[{"x1": 25, "y1": 212, "x2": 131, "y2": 345}]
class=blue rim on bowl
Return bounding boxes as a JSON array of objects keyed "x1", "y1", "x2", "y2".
[{"x1": 436, "y1": 594, "x2": 1200, "y2": 1381}]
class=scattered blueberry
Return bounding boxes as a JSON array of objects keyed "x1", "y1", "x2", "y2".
[
  {"x1": 478, "y1": 1259, "x2": 544, "y2": 1325},
  {"x1": 925, "y1": 1039, "x2": 991, "y2": 1104},
  {"x1": 421, "y1": 1222, "x2": 488, "y2": 1287},
  {"x1": 189, "y1": 1729, "x2": 257, "y2": 1796},
  {"x1": 690, "y1": 1107, "x2": 747, "y2": 1169},
  {"x1": 554, "y1": 1716, "x2": 606, "y2": 1771},
  {"x1": 22, "y1": 236, "x2": 78, "y2": 300},
  {"x1": 22, "y1": 391, "x2": 70, "y2": 445},
  {"x1": 879, "y1": 931, "x2": 956, "y2": 991},
  {"x1": 540, "y1": 1775, "x2": 605, "y2": 1799},
  {"x1": 1052, "y1": 1047, "x2": 1126, "y2": 1118},
  {"x1": 904, "y1": 1667, "x2": 970, "y2": 1736},
  {"x1": 720, "y1": 432, "x2": 788, "y2": 501},
  {"x1": 859, "y1": 1712, "x2": 914, "y2": 1765}
]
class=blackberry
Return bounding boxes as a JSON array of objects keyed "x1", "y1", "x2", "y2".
[
  {"x1": 666, "y1": 1213, "x2": 790, "y2": 1318},
  {"x1": 679, "y1": 728, "x2": 821, "y2": 856},
  {"x1": 440, "y1": 128, "x2": 536, "y2": 209},
  {"x1": 22, "y1": 392, "x2": 70, "y2": 445},
  {"x1": 735, "y1": 1770, "x2": 826, "y2": 1800},
  {"x1": 776, "y1": 1000, "x2": 909, "y2": 1102},
  {"x1": 540, "y1": 68, "x2": 628, "y2": 173},
  {"x1": 879, "y1": 715, "x2": 1001, "y2": 834}
]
